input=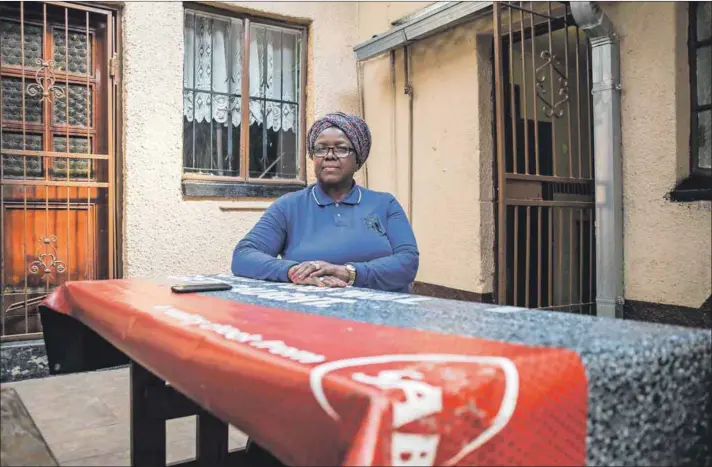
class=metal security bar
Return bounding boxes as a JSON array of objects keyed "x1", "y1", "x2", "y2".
[
  {"x1": 1, "y1": 1, "x2": 117, "y2": 340},
  {"x1": 493, "y1": 1, "x2": 596, "y2": 315}
]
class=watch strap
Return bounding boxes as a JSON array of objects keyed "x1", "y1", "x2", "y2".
[{"x1": 345, "y1": 264, "x2": 356, "y2": 286}]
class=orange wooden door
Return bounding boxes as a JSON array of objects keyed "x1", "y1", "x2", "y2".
[{"x1": 1, "y1": 1, "x2": 117, "y2": 338}]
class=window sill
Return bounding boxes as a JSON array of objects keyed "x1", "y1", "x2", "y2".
[
  {"x1": 666, "y1": 174, "x2": 712, "y2": 202},
  {"x1": 181, "y1": 179, "x2": 306, "y2": 199},
  {"x1": 219, "y1": 201, "x2": 273, "y2": 212}
]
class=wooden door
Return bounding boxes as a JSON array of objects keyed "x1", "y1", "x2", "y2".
[{"x1": 1, "y1": 1, "x2": 117, "y2": 339}]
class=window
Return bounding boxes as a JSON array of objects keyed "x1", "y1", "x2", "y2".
[
  {"x1": 182, "y1": 6, "x2": 305, "y2": 197},
  {"x1": 690, "y1": 2, "x2": 711, "y2": 175}
]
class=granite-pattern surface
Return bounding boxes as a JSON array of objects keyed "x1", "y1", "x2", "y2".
[
  {"x1": 1, "y1": 340, "x2": 50, "y2": 384},
  {"x1": 171, "y1": 274, "x2": 712, "y2": 467}
]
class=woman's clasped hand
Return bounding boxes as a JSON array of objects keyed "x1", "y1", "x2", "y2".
[{"x1": 287, "y1": 261, "x2": 350, "y2": 288}]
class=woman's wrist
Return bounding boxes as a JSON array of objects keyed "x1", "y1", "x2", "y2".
[
  {"x1": 332, "y1": 265, "x2": 351, "y2": 283},
  {"x1": 287, "y1": 263, "x2": 300, "y2": 282}
]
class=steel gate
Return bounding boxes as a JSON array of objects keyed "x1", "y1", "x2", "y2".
[
  {"x1": 493, "y1": 2, "x2": 595, "y2": 314},
  {"x1": 1, "y1": 1, "x2": 118, "y2": 340}
]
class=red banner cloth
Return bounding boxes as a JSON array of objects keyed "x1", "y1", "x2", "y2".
[{"x1": 42, "y1": 279, "x2": 588, "y2": 466}]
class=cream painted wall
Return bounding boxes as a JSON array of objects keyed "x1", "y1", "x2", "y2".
[
  {"x1": 600, "y1": 1, "x2": 711, "y2": 307},
  {"x1": 121, "y1": 1, "x2": 361, "y2": 277},
  {"x1": 360, "y1": 10, "x2": 497, "y2": 294},
  {"x1": 409, "y1": 27, "x2": 495, "y2": 293},
  {"x1": 121, "y1": 1, "x2": 710, "y2": 308},
  {"x1": 358, "y1": 1, "x2": 711, "y2": 308},
  {"x1": 357, "y1": 2, "x2": 433, "y2": 43}
]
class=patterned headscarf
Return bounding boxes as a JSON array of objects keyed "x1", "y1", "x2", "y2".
[{"x1": 307, "y1": 112, "x2": 372, "y2": 167}]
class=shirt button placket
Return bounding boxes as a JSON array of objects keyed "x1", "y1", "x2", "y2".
[{"x1": 334, "y1": 203, "x2": 346, "y2": 226}]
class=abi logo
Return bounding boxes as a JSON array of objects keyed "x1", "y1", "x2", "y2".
[{"x1": 309, "y1": 354, "x2": 519, "y2": 466}]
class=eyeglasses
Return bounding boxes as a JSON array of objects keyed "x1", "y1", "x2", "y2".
[{"x1": 311, "y1": 146, "x2": 353, "y2": 158}]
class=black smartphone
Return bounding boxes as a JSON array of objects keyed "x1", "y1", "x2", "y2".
[{"x1": 170, "y1": 282, "x2": 232, "y2": 294}]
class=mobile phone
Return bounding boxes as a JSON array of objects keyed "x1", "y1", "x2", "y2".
[{"x1": 170, "y1": 282, "x2": 232, "y2": 294}]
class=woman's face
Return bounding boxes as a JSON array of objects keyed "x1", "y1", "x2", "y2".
[{"x1": 312, "y1": 127, "x2": 358, "y2": 186}]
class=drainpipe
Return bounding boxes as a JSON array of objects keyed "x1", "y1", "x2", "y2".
[
  {"x1": 356, "y1": 61, "x2": 369, "y2": 187},
  {"x1": 571, "y1": 2, "x2": 623, "y2": 319},
  {"x1": 390, "y1": 50, "x2": 399, "y2": 198},
  {"x1": 404, "y1": 46, "x2": 414, "y2": 223}
]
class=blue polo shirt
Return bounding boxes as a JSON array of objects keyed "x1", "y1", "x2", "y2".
[{"x1": 231, "y1": 183, "x2": 419, "y2": 293}]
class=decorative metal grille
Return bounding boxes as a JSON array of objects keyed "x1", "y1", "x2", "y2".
[
  {"x1": 1, "y1": 1, "x2": 118, "y2": 340},
  {"x1": 493, "y1": 2, "x2": 596, "y2": 315}
]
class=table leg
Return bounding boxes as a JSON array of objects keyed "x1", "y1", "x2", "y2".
[
  {"x1": 131, "y1": 362, "x2": 167, "y2": 467},
  {"x1": 196, "y1": 409, "x2": 229, "y2": 466}
]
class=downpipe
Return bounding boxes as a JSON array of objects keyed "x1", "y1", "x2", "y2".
[
  {"x1": 571, "y1": 2, "x2": 624, "y2": 318},
  {"x1": 404, "y1": 46, "x2": 414, "y2": 223}
]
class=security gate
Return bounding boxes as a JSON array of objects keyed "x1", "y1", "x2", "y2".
[
  {"x1": 1, "y1": 1, "x2": 118, "y2": 339},
  {"x1": 493, "y1": 2, "x2": 595, "y2": 314}
]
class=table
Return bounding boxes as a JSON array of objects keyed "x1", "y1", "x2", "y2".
[{"x1": 38, "y1": 274, "x2": 711, "y2": 466}]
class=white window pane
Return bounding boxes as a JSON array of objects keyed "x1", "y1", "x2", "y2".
[
  {"x1": 212, "y1": 17, "x2": 230, "y2": 93},
  {"x1": 195, "y1": 15, "x2": 212, "y2": 91},
  {"x1": 212, "y1": 18, "x2": 242, "y2": 95},
  {"x1": 249, "y1": 25, "x2": 265, "y2": 98},
  {"x1": 249, "y1": 24, "x2": 302, "y2": 103},
  {"x1": 183, "y1": 10, "x2": 243, "y2": 176},
  {"x1": 183, "y1": 12, "x2": 194, "y2": 89},
  {"x1": 268, "y1": 29, "x2": 282, "y2": 100},
  {"x1": 282, "y1": 32, "x2": 299, "y2": 103},
  {"x1": 230, "y1": 21, "x2": 243, "y2": 95}
]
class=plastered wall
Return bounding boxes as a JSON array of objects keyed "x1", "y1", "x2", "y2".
[
  {"x1": 121, "y1": 1, "x2": 361, "y2": 277},
  {"x1": 360, "y1": 12, "x2": 496, "y2": 295},
  {"x1": 121, "y1": 1, "x2": 710, "y2": 309},
  {"x1": 359, "y1": 1, "x2": 711, "y2": 307},
  {"x1": 600, "y1": 1, "x2": 711, "y2": 307}
]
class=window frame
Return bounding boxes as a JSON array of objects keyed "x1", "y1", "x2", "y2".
[
  {"x1": 689, "y1": 1, "x2": 711, "y2": 177},
  {"x1": 181, "y1": 3, "x2": 308, "y2": 198}
]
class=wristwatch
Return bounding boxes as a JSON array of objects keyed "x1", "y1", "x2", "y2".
[{"x1": 344, "y1": 264, "x2": 357, "y2": 286}]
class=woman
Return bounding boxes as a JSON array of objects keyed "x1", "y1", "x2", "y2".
[{"x1": 231, "y1": 112, "x2": 419, "y2": 293}]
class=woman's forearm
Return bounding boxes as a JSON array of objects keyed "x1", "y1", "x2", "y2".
[
  {"x1": 350, "y1": 196, "x2": 419, "y2": 292},
  {"x1": 231, "y1": 201, "x2": 295, "y2": 282},
  {"x1": 351, "y1": 246, "x2": 419, "y2": 292},
  {"x1": 231, "y1": 242, "x2": 297, "y2": 282}
]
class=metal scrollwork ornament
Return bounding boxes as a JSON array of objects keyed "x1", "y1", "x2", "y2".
[
  {"x1": 26, "y1": 58, "x2": 65, "y2": 103},
  {"x1": 29, "y1": 236, "x2": 67, "y2": 278},
  {"x1": 535, "y1": 50, "x2": 570, "y2": 119}
]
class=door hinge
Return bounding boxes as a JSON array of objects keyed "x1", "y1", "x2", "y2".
[{"x1": 109, "y1": 53, "x2": 118, "y2": 79}]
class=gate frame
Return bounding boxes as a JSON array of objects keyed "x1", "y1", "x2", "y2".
[
  {"x1": 492, "y1": 1, "x2": 596, "y2": 314},
  {"x1": 0, "y1": 0, "x2": 123, "y2": 341}
]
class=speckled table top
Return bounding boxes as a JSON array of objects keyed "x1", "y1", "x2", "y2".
[{"x1": 177, "y1": 273, "x2": 712, "y2": 467}]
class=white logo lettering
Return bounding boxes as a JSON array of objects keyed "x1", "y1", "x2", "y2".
[
  {"x1": 391, "y1": 432, "x2": 440, "y2": 467},
  {"x1": 157, "y1": 306, "x2": 325, "y2": 364},
  {"x1": 352, "y1": 370, "x2": 442, "y2": 429}
]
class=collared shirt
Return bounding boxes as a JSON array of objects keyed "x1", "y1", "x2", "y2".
[{"x1": 231, "y1": 183, "x2": 419, "y2": 293}]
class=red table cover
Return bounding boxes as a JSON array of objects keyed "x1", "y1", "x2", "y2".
[{"x1": 42, "y1": 279, "x2": 588, "y2": 466}]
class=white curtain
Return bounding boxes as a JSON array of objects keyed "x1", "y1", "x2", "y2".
[{"x1": 183, "y1": 13, "x2": 299, "y2": 132}]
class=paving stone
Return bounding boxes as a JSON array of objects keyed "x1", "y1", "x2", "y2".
[{"x1": 5, "y1": 368, "x2": 248, "y2": 465}]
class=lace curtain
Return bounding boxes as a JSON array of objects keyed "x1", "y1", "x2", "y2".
[{"x1": 183, "y1": 13, "x2": 300, "y2": 132}]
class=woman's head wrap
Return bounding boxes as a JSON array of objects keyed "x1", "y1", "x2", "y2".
[{"x1": 307, "y1": 112, "x2": 372, "y2": 166}]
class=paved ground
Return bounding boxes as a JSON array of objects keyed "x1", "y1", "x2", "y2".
[{"x1": 1, "y1": 367, "x2": 248, "y2": 466}]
